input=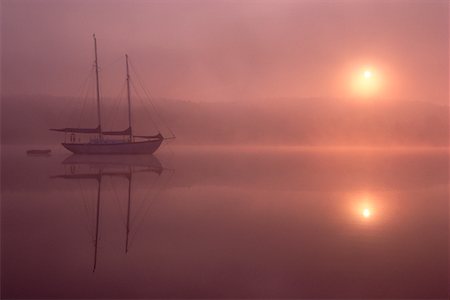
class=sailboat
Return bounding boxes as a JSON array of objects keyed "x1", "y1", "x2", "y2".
[{"x1": 51, "y1": 35, "x2": 171, "y2": 154}]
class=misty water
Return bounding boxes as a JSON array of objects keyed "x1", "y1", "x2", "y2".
[{"x1": 1, "y1": 145, "x2": 448, "y2": 298}]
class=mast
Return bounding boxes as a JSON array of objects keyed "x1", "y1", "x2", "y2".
[
  {"x1": 125, "y1": 169, "x2": 132, "y2": 253},
  {"x1": 125, "y1": 54, "x2": 133, "y2": 142},
  {"x1": 93, "y1": 34, "x2": 103, "y2": 141},
  {"x1": 93, "y1": 170, "x2": 102, "y2": 272}
]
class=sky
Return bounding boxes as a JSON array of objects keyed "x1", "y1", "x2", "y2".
[{"x1": 1, "y1": 0, "x2": 449, "y2": 102}]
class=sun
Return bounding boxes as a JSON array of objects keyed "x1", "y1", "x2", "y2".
[
  {"x1": 362, "y1": 208, "x2": 372, "y2": 218},
  {"x1": 363, "y1": 70, "x2": 372, "y2": 78},
  {"x1": 351, "y1": 67, "x2": 381, "y2": 98}
]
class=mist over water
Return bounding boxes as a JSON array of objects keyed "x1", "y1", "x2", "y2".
[
  {"x1": 2, "y1": 1, "x2": 448, "y2": 148},
  {"x1": 2, "y1": 95, "x2": 448, "y2": 147},
  {"x1": 1, "y1": 0, "x2": 449, "y2": 298},
  {"x1": 1, "y1": 146, "x2": 448, "y2": 298},
  {"x1": 2, "y1": 0, "x2": 448, "y2": 102}
]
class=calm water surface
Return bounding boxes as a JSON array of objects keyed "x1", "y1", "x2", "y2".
[{"x1": 1, "y1": 146, "x2": 448, "y2": 298}]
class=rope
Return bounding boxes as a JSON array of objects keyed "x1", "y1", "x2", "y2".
[
  {"x1": 131, "y1": 63, "x2": 174, "y2": 137},
  {"x1": 128, "y1": 169, "x2": 175, "y2": 248},
  {"x1": 103, "y1": 82, "x2": 126, "y2": 130},
  {"x1": 127, "y1": 172, "x2": 162, "y2": 247},
  {"x1": 106, "y1": 176, "x2": 128, "y2": 228},
  {"x1": 76, "y1": 179, "x2": 95, "y2": 241},
  {"x1": 131, "y1": 80, "x2": 160, "y2": 132},
  {"x1": 77, "y1": 72, "x2": 95, "y2": 127},
  {"x1": 129, "y1": 60, "x2": 176, "y2": 138},
  {"x1": 55, "y1": 65, "x2": 94, "y2": 128},
  {"x1": 128, "y1": 170, "x2": 160, "y2": 228}
]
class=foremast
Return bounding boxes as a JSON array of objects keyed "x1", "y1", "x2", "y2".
[
  {"x1": 93, "y1": 34, "x2": 103, "y2": 141},
  {"x1": 125, "y1": 54, "x2": 133, "y2": 142}
]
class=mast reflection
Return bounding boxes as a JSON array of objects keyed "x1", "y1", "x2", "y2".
[{"x1": 52, "y1": 154, "x2": 170, "y2": 272}]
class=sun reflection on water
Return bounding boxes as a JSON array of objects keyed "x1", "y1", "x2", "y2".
[
  {"x1": 362, "y1": 208, "x2": 372, "y2": 218},
  {"x1": 351, "y1": 193, "x2": 378, "y2": 222}
]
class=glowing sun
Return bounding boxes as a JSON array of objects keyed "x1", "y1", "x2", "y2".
[
  {"x1": 362, "y1": 208, "x2": 372, "y2": 218},
  {"x1": 351, "y1": 67, "x2": 381, "y2": 98}
]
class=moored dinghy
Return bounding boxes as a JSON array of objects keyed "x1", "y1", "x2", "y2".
[{"x1": 26, "y1": 149, "x2": 52, "y2": 155}]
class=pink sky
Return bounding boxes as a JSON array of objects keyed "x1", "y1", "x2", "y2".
[{"x1": 2, "y1": 0, "x2": 448, "y2": 102}]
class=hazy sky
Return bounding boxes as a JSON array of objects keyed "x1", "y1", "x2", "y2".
[{"x1": 1, "y1": 0, "x2": 448, "y2": 102}]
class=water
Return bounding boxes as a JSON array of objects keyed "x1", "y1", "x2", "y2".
[{"x1": 1, "y1": 146, "x2": 448, "y2": 298}]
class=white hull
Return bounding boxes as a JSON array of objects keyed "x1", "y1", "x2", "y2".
[{"x1": 62, "y1": 139, "x2": 163, "y2": 155}]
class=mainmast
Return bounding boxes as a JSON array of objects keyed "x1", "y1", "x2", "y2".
[
  {"x1": 93, "y1": 34, "x2": 103, "y2": 141},
  {"x1": 125, "y1": 169, "x2": 132, "y2": 253},
  {"x1": 125, "y1": 54, "x2": 133, "y2": 142},
  {"x1": 93, "y1": 170, "x2": 102, "y2": 272}
]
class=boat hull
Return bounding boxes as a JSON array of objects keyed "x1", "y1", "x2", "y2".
[{"x1": 62, "y1": 139, "x2": 163, "y2": 155}]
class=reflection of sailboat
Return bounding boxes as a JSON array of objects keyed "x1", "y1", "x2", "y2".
[
  {"x1": 62, "y1": 154, "x2": 163, "y2": 174},
  {"x1": 53, "y1": 155, "x2": 170, "y2": 271},
  {"x1": 50, "y1": 35, "x2": 174, "y2": 154}
]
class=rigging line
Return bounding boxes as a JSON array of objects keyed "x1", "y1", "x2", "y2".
[
  {"x1": 129, "y1": 61, "x2": 175, "y2": 138},
  {"x1": 76, "y1": 66, "x2": 97, "y2": 128},
  {"x1": 75, "y1": 180, "x2": 93, "y2": 239},
  {"x1": 76, "y1": 66, "x2": 95, "y2": 98},
  {"x1": 112, "y1": 82, "x2": 127, "y2": 128},
  {"x1": 56, "y1": 65, "x2": 94, "y2": 127},
  {"x1": 103, "y1": 82, "x2": 126, "y2": 130},
  {"x1": 77, "y1": 76, "x2": 95, "y2": 127},
  {"x1": 131, "y1": 81, "x2": 160, "y2": 132},
  {"x1": 65, "y1": 66, "x2": 94, "y2": 127},
  {"x1": 130, "y1": 80, "x2": 160, "y2": 132},
  {"x1": 128, "y1": 170, "x2": 174, "y2": 248},
  {"x1": 128, "y1": 172, "x2": 160, "y2": 228},
  {"x1": 127, "y1": 174, "x2": 161, "y2": 243},
  {"x1": 104, "y1": 84, "x2": 125, "y2": 130},
  {"x1": 76, "y1": 178, "x2": 96, "y2": 240},
  {"x1": 128, "y1": 170, "x2": 174, "y2": 247},
  {"x1": 106, "y1": 176, "x2": 128, "y2": 228},
  {"x1": 130, "y1": 62, "x2": 175, "y2": 137}
]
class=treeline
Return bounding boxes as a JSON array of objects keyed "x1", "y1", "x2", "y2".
[{"x1": 1, "y1": 95, "x2": 448, "y2": 146}]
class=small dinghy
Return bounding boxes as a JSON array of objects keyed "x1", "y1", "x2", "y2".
[{"x1": 26, "y1": 149, "x2": 52, "y2": 155}]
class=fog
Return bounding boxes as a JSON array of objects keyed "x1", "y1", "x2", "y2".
[
  {"x1": 2, "y1": 144, "x2": 448, "y2": 298},
  {"x1": 2, "y1": 2, "x2": 449, "y2": 298},
  {"x1": 1, "y1": 1, "x2": 448, "y2": 146},
  {"x1": 1, "y1": 95, "x2": 448, "y2": 146},
  {"x1": 2, "y1": 0, "x2": 448, "y2": 102}
]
